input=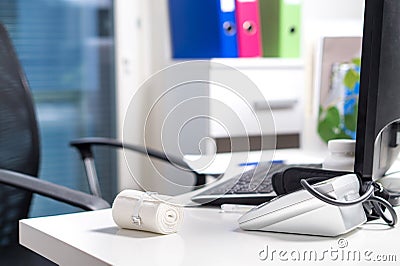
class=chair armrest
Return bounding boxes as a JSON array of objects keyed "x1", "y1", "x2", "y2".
[
  {"x1": 0, "y1": 169, "x2": 110, "y2": 211},
  {"x1": 70, "y1": 137, "x2": 207, "y2": 187},
  {"x1": 70, "y1": 137, "x2": 191, "y2": 169}
]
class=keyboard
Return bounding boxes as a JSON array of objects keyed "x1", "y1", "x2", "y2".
[{"x1": 191, "y1": 162, "x2": 321, "y2": 205}]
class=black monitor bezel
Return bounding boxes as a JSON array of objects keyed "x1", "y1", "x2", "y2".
[
  {"x1": 355, "y1": 0, "x2": 400, "y2": 181},
  {"x1": 354, "y1": 0, "x2": 384, "y2": 180}
]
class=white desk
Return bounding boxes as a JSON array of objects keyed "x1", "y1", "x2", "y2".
[{"x1": 20, "y1": 207, "x2": 400, "y2": 266}]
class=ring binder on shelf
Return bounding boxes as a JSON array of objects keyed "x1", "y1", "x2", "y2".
[
  {"x1": 259, "y1": 0, "x2": 302, "y2": 58},
  {"x1": 235, "y1": 0, "x2": 262, "y2": 57},
  {"x1": 168, "y1": 0, "x2": 238, "y2": 58}
]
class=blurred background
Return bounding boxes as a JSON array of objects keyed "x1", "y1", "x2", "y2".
[
  {"x1": 0, "y1": 0, "x2": 366, "y2": 216},
  {"x1": 0, "y1": 0, "x2": 116, "y2": 216}
]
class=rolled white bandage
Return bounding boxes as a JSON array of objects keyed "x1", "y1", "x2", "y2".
[{"x1": 112, "y1": 190, "x2": 184, "y2": 234}]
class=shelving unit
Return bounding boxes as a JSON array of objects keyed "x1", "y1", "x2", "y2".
[
  {"x1": 114, "y1": 0, "x2": 365, "y2": 194},
  {"x1": 209, "y1": 58, "x2": 304, "y2": 144}
]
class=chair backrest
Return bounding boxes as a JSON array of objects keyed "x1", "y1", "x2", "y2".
[{"x1": 0, "y1": 23, "x2": 41, "y2": 246}]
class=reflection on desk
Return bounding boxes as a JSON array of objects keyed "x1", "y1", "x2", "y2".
[{"x1": 20, "y1": 207, "x2": 399, "y2": 266}]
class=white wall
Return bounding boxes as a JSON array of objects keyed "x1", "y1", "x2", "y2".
[
  {"x1": 301, "y1": 0, "x2": 364, "y2": 151},
  {"x1": 115, "y1": 0, "x2": 195, "y2": 195},
  {"x1": 114, "y1": 0, "x2": 150, "y2": 191}
]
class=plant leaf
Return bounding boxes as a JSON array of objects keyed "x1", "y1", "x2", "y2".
[
  {"x1": 318, "y1": 120, "x2": 337, "y2": 143},
  {"x1": 344, "y1": 103, "x2": 358, "y2": 131},
  {"x1": 352, "y1": 58, "x2": 361, "y2": 67},
  {"x1": 344, "y1": 69, "x2": 360, "y2": 90},
  {"x1": 317, "y1": 106, "x2": 341, "y2": 142},
  {"x1": 325, "y1": 106, "x2": 340, "y2": 127},
  {"x1": 336, "y1": 129, "x2": 352, "y2": 139}
]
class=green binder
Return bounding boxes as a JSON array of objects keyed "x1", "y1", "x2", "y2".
[{"x1": 259, "y1": 0, "x2": 301, "y2": 58}]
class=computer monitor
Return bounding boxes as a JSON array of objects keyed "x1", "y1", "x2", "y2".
[{"x1": 355, "y1": 0, "x2": 400, "y2": 181}]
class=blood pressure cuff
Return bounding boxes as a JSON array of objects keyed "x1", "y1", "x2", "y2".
[
  {"x1": 271, "y1": 167, "x2": 352, "y2": 195},
  {"x1": 271, "y1": 167, "x2": 391, "y2": 221}
]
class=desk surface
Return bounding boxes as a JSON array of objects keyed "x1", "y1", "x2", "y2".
[
  {"x1": 20, "y1": 149, "x2": 400, "y2": 265},
  {"x1": 20, "y1": 207, "x2": 400, "y2": 266}
]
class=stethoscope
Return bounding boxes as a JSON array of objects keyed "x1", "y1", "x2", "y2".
[{"x1": 300, "y1": 176, "x2": 398, "y2": 226}]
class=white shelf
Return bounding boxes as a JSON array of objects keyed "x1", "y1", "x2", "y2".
[
  {"x1": 167, "y1": 57, "x2": 304, "y2": 69},
  {"x1": 210, "y1": 57, "x2": 304, "y2": 69},
  {"x1": 209, "y1": 58, "x2": 305, "y2": 139}
]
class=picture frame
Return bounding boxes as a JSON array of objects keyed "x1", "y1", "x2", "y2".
[{"x1": 313, "y1": 36, "x2": 362, "y2": 142}]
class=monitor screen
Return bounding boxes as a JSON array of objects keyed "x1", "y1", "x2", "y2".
[{"x1": 355, "y1": 0, "x2": 400, "y2": 181}]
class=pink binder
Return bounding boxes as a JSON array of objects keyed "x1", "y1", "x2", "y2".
[{"x1": 235, "y1": 0, "x2": 262, "y2": 57}]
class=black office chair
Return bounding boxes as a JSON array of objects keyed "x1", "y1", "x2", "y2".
[{"x1": 0, "y1": 23, "x2": 110, "y2": 265}]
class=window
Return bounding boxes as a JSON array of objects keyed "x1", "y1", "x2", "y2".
[{"x1": 0, "y1": 0, "x2": 116, "y2": 216}]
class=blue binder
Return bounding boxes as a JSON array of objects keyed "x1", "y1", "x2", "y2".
[{"x1": 168, "y1": 0, "x2": 238, "y2": 58}]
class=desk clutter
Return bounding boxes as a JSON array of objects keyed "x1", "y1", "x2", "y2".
[
  {"x1": 168, "y1": 0, "x2": 301, "y2": 58},
  {"x1": 112, "y1": 190, "x2": 184, "y2": 234}
]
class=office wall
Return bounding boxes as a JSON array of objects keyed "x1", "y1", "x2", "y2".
[
  {"x1": 114, "y1": 0, "x2": 147, "y2": 191},
  {"x1": 115, "y1": 0, "x2": 194, "y2": 195}
]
